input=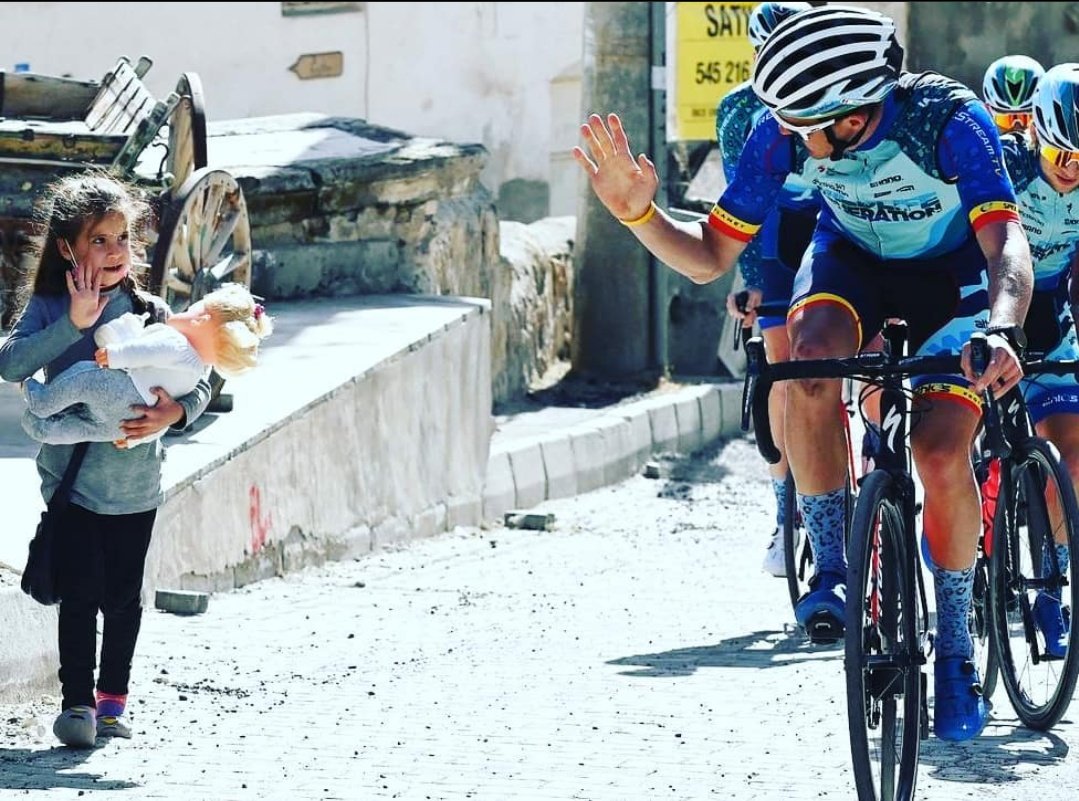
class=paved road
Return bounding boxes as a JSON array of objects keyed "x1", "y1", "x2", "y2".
[{"x1": 0, "y1": 435, "x2": 1075, "y2": 800}]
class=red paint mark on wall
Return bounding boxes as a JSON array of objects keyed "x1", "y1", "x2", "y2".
[{"x1": 249, "y1": 485, "x2": 273, "y2": 554}]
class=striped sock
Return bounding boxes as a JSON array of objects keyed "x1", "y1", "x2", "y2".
[{"x1": 96, "y1": 691, "x2": 126, "y2": 718}]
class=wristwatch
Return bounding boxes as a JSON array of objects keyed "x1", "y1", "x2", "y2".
[{"x1": 985, "y1": 324, "x2": 1028, "y2": 355}]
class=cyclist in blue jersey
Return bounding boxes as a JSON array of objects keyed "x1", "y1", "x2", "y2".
[
  {"x1": 983, "y1": 55, "x2": 1044, "y2": 135},
  {"x1": 573, "y1": 5, "x2": 1033, "y2": 742},
  {"x1": 998, "y1": 63, "x2": 1079, "y2": 658},
  {"x1": 717, "y1": 1, "x2": 815, "y2": 578}
]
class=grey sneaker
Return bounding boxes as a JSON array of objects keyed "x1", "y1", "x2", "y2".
[
  {"x1": 97, "y1": 714, "x2": 132, "y2": 739},
  {"x1": 53, "y1": 705, "x2": 96, "y2": 748}
]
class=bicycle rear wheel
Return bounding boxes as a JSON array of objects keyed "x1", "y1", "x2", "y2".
[
  {"x1": 846, "y1": 471, "x2": 922, "y2": 801},
  {"x1": 989, "y1": 438, "x2": 1079, "y2": 730}
]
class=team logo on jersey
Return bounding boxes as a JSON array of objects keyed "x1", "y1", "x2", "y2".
[{"x1": 834, "y1": 196, "x2": 943, "y2": 222}]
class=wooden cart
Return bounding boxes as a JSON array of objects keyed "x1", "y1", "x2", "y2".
[{"x1": 0, "y1": 56, "x2": 251, "y2": 328}]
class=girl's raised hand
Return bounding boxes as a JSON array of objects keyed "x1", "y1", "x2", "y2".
[
  {"x1": 66, "y1": 261, "x2": 109, "y2": 330},
  {"x1": 572, "y1": 112, "x2": 659, "y2": 223}
]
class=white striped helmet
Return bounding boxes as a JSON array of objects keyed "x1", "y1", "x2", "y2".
[
  {"x1": 748, "y1": 3, "x2": 813, "y2": 51},
  {"x1": 982, "y1": 55, "x2": 1045, "y2": 113},
  {"x1": 1032, "y1": 63, "x2": 1079, "y2": 151},
  {"x1": 752, "y1": 4, "x2": 904, "y2": 121}
]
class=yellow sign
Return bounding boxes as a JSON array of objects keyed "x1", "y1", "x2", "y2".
[{"x1": 674, "y1": 2, "x2": 756, "y2": 141}]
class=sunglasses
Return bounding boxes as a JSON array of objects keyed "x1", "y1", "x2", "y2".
[
  {"x1": 771, "y1": 111, "x2": 838, "y2": 140},
  {"x1": 1041, "y1": 143, "x2": 1079, "y2": 169},
  {"x1": 993, "y1": 111, "x2": 1032, "y2": 131}
]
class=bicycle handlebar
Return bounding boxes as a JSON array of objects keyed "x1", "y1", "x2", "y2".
[
  {"x1": 742, "y1": 341, "x2": 964, "y2": 464},
  {"x1": 731, "y1": 291, "x2": 791, "y2": 351}
]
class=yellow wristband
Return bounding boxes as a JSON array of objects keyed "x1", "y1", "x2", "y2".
[{"x1": 619, "y1": 201, "x2": 657, "y2": 228}]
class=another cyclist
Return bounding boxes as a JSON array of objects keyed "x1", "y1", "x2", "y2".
[
  {"x1": 997, "y1": 62, "x2": 1079, "y2": 658},
  {"x1": 983, "y1": 55, "x2": 1045, "y2": 135},
  {"x1": 573, "y1": 5, "x2": 1033, "y2": 742},
  {"x1": 717, "y1": 1, "x2": 815, "y2": 578}
]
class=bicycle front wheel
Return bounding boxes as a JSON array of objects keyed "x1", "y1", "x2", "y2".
[
  {"x1": 989, "y1": 438, "x2": 1079, "y2": 730},
  {"x1": 846, "y1": 470, "x2": 922, "y2": 801}
]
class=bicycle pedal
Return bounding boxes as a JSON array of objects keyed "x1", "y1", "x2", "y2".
[{"x1": 806, "y1": 611, "x2": 844, "y2": 645}]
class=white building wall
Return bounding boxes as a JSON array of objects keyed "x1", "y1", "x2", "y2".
[{"x1": 0, "y1": 1, "x2": 584, "y2": 218}]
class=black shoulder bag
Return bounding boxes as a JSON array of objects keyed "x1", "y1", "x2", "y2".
[{"x1": 21, "y1": 442, "x2": 89, "y2": 606}]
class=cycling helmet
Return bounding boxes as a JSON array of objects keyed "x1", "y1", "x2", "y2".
[
  {"x1": 1032, "y1": 63, "x2": 1079, "y2": 151},
  {"x1": 748, "y1": 2, "x2": 813, "y2": 51},
  {"x1": 752, "y1": 4, "x2": 904, "y2": 121},
  {"x1": 982, "y1": 55, "x2": 1044, "y2": 113}
]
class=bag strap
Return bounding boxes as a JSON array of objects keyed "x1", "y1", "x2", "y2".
[{"x1": 50, "y1": 442, "x2": 90, "y2": 509}]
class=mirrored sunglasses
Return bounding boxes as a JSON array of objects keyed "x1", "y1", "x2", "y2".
[
  {"x1": 771, "y1": 111, "x2": 837, "y2": 140},
  {"x1": 1041, "y1": 143, "x2": 1079, "y2": 169},
  {"x1": 993, "y1": 111, "x2": 1032, "y2": 130}
]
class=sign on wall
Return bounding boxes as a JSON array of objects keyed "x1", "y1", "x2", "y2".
[{"x1": 672, "y1": 2, "x2": 755, "y2": 141}]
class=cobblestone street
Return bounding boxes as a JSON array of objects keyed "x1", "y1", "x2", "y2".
[{"x1": 1, "y1": 436, "x2": 1076, "y2": 800}]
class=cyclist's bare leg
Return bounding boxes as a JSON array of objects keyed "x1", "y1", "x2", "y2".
[
  {"x1": 1032, "y1": 412, "x2": 1075, "y2": 653},
  {"x1": 761, "y1": 325, "x2": 791, "y2": 482},
  {"x1": 785, "y1": 303, "x2": 858, "y2": 639},
  {"x1": 1035, "y1": 412, "x2": 1079, "y2": 548},
  {"x1": 786, "y1": 304, "x2": 858, "y2": 493},
  {"x1": 911, "y1": 399, "x2": 981, "y2": 569}
]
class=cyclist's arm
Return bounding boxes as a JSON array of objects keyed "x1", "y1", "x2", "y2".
[{"x1": 944, "y1": 101, "x2": 1033, "y2": 329}]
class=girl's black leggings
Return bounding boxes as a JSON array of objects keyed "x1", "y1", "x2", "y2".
[{"x1": 54, "y1": 502, "x2": 156, "y2": 710}]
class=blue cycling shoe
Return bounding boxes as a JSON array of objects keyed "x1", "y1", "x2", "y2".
[
  {"x1": 934, "y1": 656, "x2": 990, "y2": 742},
  {"x1": 795, "y1": 571, "x2": 846, "y2": 644},
  {"x1": 1033, "y1": 592, "x2": 1070, "y2": 660}
]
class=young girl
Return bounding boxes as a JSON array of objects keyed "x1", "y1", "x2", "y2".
[
  {"x1": 0, "y1": 171, "x2": 212, "y2": 748},
  {"x1": 21, "y1": 282, "x2": 272, "y2": 447}
]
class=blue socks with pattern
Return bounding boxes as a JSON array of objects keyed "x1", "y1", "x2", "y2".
[
  {"x1": 797, "y1": 487, "x2": 847, "y2": 578},
  {"x1": 931, "y1": 562, "x2": 975, "y2": 659},
  {"x1": 772, "y1": 478, "x2": 789, "y2": 528}
]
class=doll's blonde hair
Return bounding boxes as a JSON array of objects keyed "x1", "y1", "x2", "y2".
[{"x1": 200, "y1": 283, "x2": 273, "y2": 377}]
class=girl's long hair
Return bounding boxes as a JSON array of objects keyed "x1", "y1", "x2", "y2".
[{"x1": 18, "y1": 170, "x2": 154, "y2": 316}]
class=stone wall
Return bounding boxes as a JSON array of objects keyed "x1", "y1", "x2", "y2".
[{"x1": 214, "y1": 113, "x2": 574, "y2": 406}]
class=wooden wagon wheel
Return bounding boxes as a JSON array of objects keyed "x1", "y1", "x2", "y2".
[
  {"x1": 166, "y1": 72, "x2": 208, "y2": 190},
  {"x1": 150, "y1": 167, "x2": 251, "y2": 309}
]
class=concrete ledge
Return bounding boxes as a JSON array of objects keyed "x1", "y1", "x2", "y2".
[
  {"x1": 0, "y1": 295, "x2": 493, "y2": 699},
  {"x1": 482, "y1": 380, "x2": 746, "y2": 523}
]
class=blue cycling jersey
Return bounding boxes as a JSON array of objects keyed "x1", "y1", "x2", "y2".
[
  {"x1": 1001, "y1": 132, "x2": 1079, "y2": 292},
  {"x1": 716, "y1": 82, "x2": 819, "y2": 290},
  {"x1": 710, "y1": 72, "x2": 1020, "y2": 260}
]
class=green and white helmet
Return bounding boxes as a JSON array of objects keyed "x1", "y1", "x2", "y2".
[{"x1": 982, "y1": 55, "x2": 1045, "y2": 113}]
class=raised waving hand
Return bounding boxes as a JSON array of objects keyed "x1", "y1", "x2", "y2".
[{"x1": 572, "y1": 113, "x2": 658, "y2": 223}]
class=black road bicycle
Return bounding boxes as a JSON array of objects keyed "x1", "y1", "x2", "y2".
[
  {"x1": 974, "y1": 343, "x2": 1079, "y2": 730},
  {"x1": 742, "y1": 321, "x2": 956, "y2": 801}
]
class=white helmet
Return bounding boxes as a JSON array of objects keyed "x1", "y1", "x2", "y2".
[
  {"x1": 982, "y1": 55, "x2": 1045, "y2": 113},
  {"x1": 748, "y1": 2, "x2": 813, "y2": 51},
  {"x1": 1032, "y1": 63, "x2": 1079, "y2": 151},
  {"x1": 753, "y1": 4, "x2": 904, "y2": 121}
]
